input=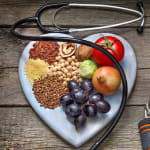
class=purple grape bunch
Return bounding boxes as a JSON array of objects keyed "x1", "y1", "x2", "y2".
[{"x1": 60, "y1": 79, "x2": 111, "y2": 128}]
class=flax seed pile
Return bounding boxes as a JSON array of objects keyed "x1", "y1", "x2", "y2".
[
  {"x1": 33, "y1": 75, "x2": 68, "y2": 109},
  {"x1": 29, "y1": 41, "x2": 59, "y2": 65}
]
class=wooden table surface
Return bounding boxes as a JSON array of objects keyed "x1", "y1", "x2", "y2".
[{"x1": 0, "y1": 0, "x2": 150, "y2": 149}]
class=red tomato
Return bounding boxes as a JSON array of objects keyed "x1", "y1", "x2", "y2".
[{"x1": 92, "y1": 36, "x2": 124, "y2": 66}]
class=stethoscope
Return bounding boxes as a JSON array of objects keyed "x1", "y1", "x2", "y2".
[{"x1": 11, "y1": 1, "x2": 144, "y2": 150}]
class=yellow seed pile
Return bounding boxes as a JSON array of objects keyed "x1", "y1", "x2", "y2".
[
  {"x1": 25, "y1": 59, "x2": 51, "y2": 84},
  {"x1": 49, "y1": 54, "x2": 83, "y2": 86}
]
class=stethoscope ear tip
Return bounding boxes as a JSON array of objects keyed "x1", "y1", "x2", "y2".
[
  {"x1": 137, "y1": 1, "x2": 144, "y2": 8},
  {"x1": 137, "y1": 26, "x2": 144, "y2": 34}
]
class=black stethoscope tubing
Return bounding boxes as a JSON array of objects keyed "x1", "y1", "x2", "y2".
[
  {"x1": 11, "y1": 3, "x2": 128, "y2": 150},
  {"x1": 35, "y1": 2, "x2": 70, "y2": 34},
  {"x1": 33, "y1": 2, "x2": 144, "y2": 33},
  {"x1": 19, "y1": 2, "x2": 145, "y2": 34}
]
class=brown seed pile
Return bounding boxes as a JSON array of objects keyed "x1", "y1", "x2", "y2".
[
  {"x1": 33, "y1": 75, "x2": 68, "y2": 109},
  {"x1": 29, "y1": 41, "x2": 59, "y2": 65}
]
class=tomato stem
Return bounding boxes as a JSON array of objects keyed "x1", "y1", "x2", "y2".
[{"x1": 97, "y1": 36, "x2": 118, "y2": 54}]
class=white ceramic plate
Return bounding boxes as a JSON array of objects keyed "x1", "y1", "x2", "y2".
[{"x1": 19, "y1": 33, "x2": 136, "y2": 147}]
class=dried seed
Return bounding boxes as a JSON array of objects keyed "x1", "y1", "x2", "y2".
[{"x1": 33, "y1": 75, "x2": 68, "y2": 109}]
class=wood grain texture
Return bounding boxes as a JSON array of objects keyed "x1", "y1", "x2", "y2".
[
  {"x1": 0, "y1": 0, "x2": 149, "y2": 26},
  {"x1": 0, "y1": 106, "x2": 143, "y2": 150},
  {"x1": 0, "y1": 0, "x2": 149, "y2": 149}
]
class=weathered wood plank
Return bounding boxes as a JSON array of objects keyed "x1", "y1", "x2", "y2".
[
  {"x1": 0, "y1": 0, "x2": 149, "y2": 26},
  {"x1": 0, "y1": 28, "x2": 28, "y2": 69},
  {"x1": 0, "y1": 28, "x2": 150, "y2": 69},
  {"x1": 0, "y1": 0, "x2": 149, "y2": 6},
  {"x1": 0, "y1": 1, "x2": 147, "y2": 150},
  {"x1": 0, "y1": 68, "x2": 28, "y2": 106},
  {"x1": 0, "y1": 67, "x2": 149, "y2": 106},
  {"x1": 0, "y1": 106, "x2": 143, "y2": 150}
]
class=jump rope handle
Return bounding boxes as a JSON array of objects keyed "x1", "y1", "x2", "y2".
[{"x1": 138, "y1": 119, "x2": 150, "y2": 150}]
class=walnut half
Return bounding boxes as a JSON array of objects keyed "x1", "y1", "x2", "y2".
[{"x1": 60, "y1": 42, "x2": 77, "y2": 58}]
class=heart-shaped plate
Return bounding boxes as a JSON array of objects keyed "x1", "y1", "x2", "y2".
[{"x1": 19, "y1": 33, "x2": 136, "y2": 147}]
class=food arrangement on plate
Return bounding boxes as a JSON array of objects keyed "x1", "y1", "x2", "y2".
[
  {"x1": 19, "y1": 32, "x2": 136, "y2": 146},
  {"x1": 24, "y1": 35, "x2": 125, "y2": 128}
]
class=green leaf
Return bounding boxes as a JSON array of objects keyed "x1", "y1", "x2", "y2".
[
  {"x1": 104, "y1": 36, "x2": 109, "y2": 44},
  {"x1": 96, "y1": 43, "x2": 105, "y2": 46},
  {"x1": 97, "y1": 37, "x2": 118, "y2": 54},
  {"x1": 110, "y1": 40, "x2": 117, "y2": 46},
  {"x1": 108, "y1": 45, "x2": 118, "y2": 54}
]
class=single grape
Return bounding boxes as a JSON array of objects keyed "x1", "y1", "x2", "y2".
[
  {"x1": 60, "y1": 94, "x2": 74, "y2": 108},
  {"x1": 78, "y1": 82, "x2": 82, "y2": 88},
  {"x1": 65, "y1": 103, "x2": 82, "y2": 117},
  {"x1": 81, "y1": 79, "x2": 93, "y2": 93},
  {"x1": 71, "y1": 87, "x2": 81, "y2": 95},
  {"x1": 66, "y1": 115, "x2": 75, "y2": 124},
  {"x1": 95, "y1": 100, "x2": 111, "y2": 113},
  {"x1": 73, "y1": 90, "x2": 88, "y2": 104},
  {"x1": 89, "y1": 94, "x2": 103, "y2": 104},
  {"x1": 74, "y1": 113, "x2": 87, "y2": 128},
  {"x1": 83, "y1": 105, "x2": 96, "y2": 117},
  {"x1": 90, "y1": 88, "x2": 100, "y2": 95},
  {"x1": 68, "y1": 80, "x2": 79, "y2": 92}
]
